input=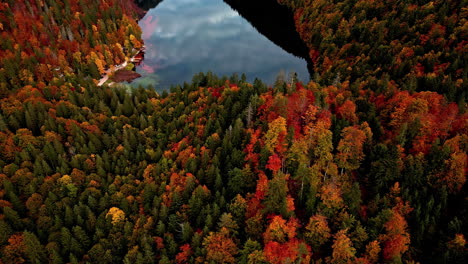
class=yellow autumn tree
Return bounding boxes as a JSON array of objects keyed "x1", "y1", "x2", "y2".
[
  {"x1": 264, "y1": 116, "x2": 287, "y2": 153},
  {"x1": 107, "y1": 207, "x2": 125, "y2": 225},
  {"x1": 94, "y1": 58, "x2": 105, "y2": 75},
  {"x1": 58, "y1": 175, "x2": 72, "y2": 185},
  {"x1": 129, "y1": 34, "x2": 142, "y2": 49}
]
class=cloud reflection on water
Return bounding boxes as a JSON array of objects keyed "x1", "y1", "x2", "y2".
[{"x1": 133, "y1": 0, "x2": 308, "y2": 89}]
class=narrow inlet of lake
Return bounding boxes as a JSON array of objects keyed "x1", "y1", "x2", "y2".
[{"x1": 131, "y1": 0, "x2": 309, "y2": 91}]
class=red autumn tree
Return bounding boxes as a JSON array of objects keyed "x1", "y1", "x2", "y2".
[
  {"x1": 263, "y1": 216, "x2": 311, "y2": 264},
  {"x1": 264, "y1": 239, "x2": 311, "y2": 264},
  {"x1": 336, "y1": 99, "x2": 358, "y2": 124},
  {"x1": 379, "y1": 210, "x2": 410, "y2": 261},
  {"x1": 175, "y1": 244, "x2": 192, "y2": 264},
  {"x1": 266, "y1": 153, "x2": 282, "y2": 173}
]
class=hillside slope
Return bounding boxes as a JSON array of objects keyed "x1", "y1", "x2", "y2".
[{"x1": 279, "y1": 0, "x2": 467, "y2": 104}]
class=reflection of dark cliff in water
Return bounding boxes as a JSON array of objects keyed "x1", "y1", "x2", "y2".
[
  {"x1": 224, "y1": 0, "x2": 312, "y2": 77},
  {"x1": 135, "y1": 0, "x2": 163, "y2": 12}
]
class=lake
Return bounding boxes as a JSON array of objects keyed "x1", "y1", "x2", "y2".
[{"x1": 131, "y1": 0, "x2": 310, "y2": 90}]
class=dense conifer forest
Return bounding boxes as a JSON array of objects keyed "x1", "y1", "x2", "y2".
[{"x1": 0, "y1": 0, "x2": 466, "y2": 263}]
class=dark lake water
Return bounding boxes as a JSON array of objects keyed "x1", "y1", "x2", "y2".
[{"x1": 131, "y1": 0, "x2": 309, "y2": 90}]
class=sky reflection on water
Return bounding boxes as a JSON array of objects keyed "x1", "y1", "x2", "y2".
[{"x1": 131, "y1": 0, "x2": 308, "y2": 90}]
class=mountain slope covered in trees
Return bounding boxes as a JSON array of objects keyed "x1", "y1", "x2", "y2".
[
  {"x1": 278, "y1": 0, "x2": 467, "y2": 105},
  {"x1": 0, "y1": 0, "x2": 142, "y2": 95},
  {"x1": 1, "y1": 72, "x2": 466, "y2": 263}
]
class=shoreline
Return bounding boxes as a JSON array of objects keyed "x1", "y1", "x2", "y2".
[{"x1": 97, "y1": 47, "x2": 145, "y2": 86}]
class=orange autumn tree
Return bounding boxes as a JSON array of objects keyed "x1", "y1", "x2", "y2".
[
  {"x1": 336, "y1": 122, "x2": 372, "y2": 175},
  {"x1": 373, "y1": 183, "x2": 412, "y2": 262},
  {"x1": 439, "y1": 135, "x2": 467, "y2": 194},
  {"x1": 263, "y1": 215, "x2": 298, "y2": 243},
  {"x1": 307, "y1": 108, "x2": 335, "y2": 181},
  {"x1": 304, "y1": 214, "x2": 331, "y2": 251},
  {"x1": 448, "y1": 234, "x2": 466, "y2": 251},
  {"x1": 1, "y1": 234, "x2": 26, "y2": 264},
  {"x1": 202, "y1": 227, "x2": 238, "y2": 263},
  {"x1": 1, "y1": 232, "x2": 46, "y2": 264},
  {"x1": 263, "y1": 215, "x2": 311, "y2": 264},
  {"x1": 379, "y1": 209, "x2": 411, "y2": 262},
  {"x1": 331, "y1": 229, "x2": 356, "y2": 264},
  {"x1": 319, "y1": 181, "x2": 345, "y2": 211},
  {"x1": 364, "y1": 240, "x2": 381, "y2": 264},
  {"x1": 0, "y1": 132, "x2": 21, "y2": 161}
]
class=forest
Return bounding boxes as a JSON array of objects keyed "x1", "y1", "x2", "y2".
[
  {"x1": 0, "y1": 0, "x2": 467, "y2": 264},
  {"x1": 278, "y1": 0, "x2": 467, "y2": 105}
]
